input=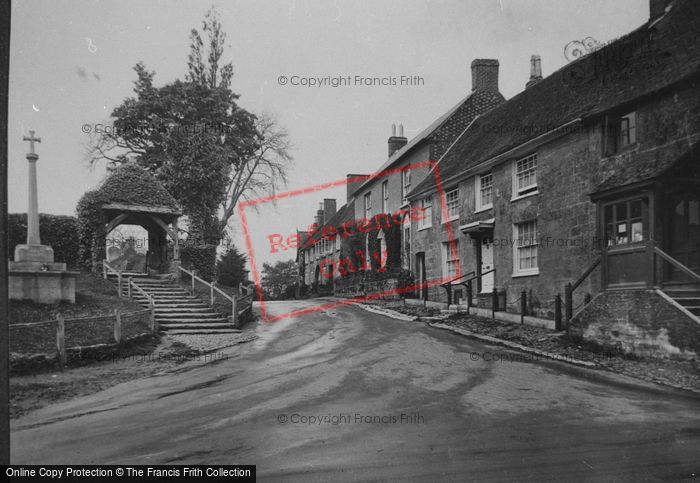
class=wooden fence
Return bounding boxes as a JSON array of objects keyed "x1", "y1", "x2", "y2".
[{"x1": 9, "y1": 307, "x2": 154, "y2": 366}]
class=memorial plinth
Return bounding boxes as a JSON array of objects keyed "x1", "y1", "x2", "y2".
[{"x1": 9, "y1": 131, "x2": 77, "y2": 304}]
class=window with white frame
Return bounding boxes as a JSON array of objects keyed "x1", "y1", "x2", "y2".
[
  {"x1": 514, "y1": 153, "x2": 537, "y2": 197},
  {"x1": 444, "y1": 189, "x2": 459, "y2": 222},
  {"x1": 475, "y1": 172, "x2": 493, "y2": 211},
  {"x1": 364, "y1": 192, "x2": 372, "y2": 219},
  {"x1": 513, "y1": 220, "x2": 538, "y2": 275},
  {"x1": 382, "y1": 180, "x2": 389, "y2": 213},
  {"x1": 418, "y1": 196, "x2": 432, "y2": 229},
  {"x1": 401, "y1": 168, "x2": 411, "y2": 201},
  {"x1": 442, "y1": 241, "x2": 460, "y2": 279}
]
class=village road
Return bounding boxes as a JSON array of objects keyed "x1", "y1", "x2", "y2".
[{"x1": 11, "y1": 299, "x2": 700, "y2": 481}]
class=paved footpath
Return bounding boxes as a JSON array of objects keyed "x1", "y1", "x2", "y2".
[{"x1": 11, "y1": 299, "x2": 700, "y2": 481}]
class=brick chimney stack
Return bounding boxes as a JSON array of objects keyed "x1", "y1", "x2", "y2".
[
  {"x1": 526, "y1": 55, "x2": 543, "y2": 89},
  {"x1": 323, "y1": 199, "x2": 337, "y2": 221},
  {"x1": 388, "y1": 123, "x2": 408, "y2": 157},
  {"x1": 316, "y1": 202, "x2": 325, "y2": 226},
  {"x1": 471, "y1": 59, "x2": 499, "y2": 93}
]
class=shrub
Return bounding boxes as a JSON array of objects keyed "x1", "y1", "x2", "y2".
[
  {"x1": 8, "y1": 213, "x2": 80, "y2": 268},
  {"x1": 216, "y1": 246, "x2": 247, "y2": 287},
  {"x1": 180, "y1": 245, "x2": 217, "y2": 281}
]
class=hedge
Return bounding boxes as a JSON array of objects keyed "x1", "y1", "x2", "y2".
[{"x1": 8, "y1": 213, "x2": 80, "y2": 268}]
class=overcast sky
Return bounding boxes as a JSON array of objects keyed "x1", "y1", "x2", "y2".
[{"x1": 9, "y1": 0, "x2": 648, "y2": 269}]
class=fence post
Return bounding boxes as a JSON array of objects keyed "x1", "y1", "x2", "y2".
[
  {"x1": 232, "y1": 296, "x2": 238, "y2": 326},
  {"x1": 564, "y1": 282, "x2": 573, "y2": 327},
  {"x1": 466, "y1": 280, "x2": 472, "y2": 309},
  {"x1": 191, "y1": 270, "x2": 196, "y2": 295},
  {"x1": 114, "y1": 309, "x2": 122, "y2": 343},
  {"x1": 103, "y1": 261, "x2": 107, "y2": 279},
  {"x1": 149, "y1": 297, "x2": 156, "y2": 332},
  {"x1": 210, "y1": 282, "x2": 214, "y2": 307},
  {"x1": 492, "y1": 287, "x2": 498, "y2": 318},
  {"x1": 117, "y1": 271, "x2": 123, "y2": 298},
  {"x1": 128, "y1": 277, "x2": 132, "y2": 298},
  {"x1": 554, "y1": 294, "x2": 562, "y2": 331},
  {"x1": 520, "y1": 290, "x2": 527, "y2": 325},
  {"x1": 56, "y1": 314, "x2": 66, "y2": 367}
]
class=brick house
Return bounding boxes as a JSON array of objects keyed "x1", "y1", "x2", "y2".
[
  {"x1": 406, "y1": 0, "x2": 700, "y2": 357},
  {"x1": 349, "y1": 59, "x2": 505, "y2": 273},
  {"x1": 296, "y1": 60, "x2": 505, "y2": 296}
]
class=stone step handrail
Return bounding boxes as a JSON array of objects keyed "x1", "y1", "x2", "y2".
[
  {"x1": 127, "y1": 277, "x2": 157, "y2": 331},
  {"x1": 102, "y1": 259, "x2": 123, "y2": 298},
  {"x1": 177, "y1": 266, "x2": 249, "y2": 324}
]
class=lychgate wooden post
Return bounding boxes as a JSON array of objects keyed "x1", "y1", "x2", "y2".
[
  {"x1": 117, "y1": 271, "x2": 123, "y2": 298},
  {"x1": 56, "y1": 314, "x2": 66, "y2": 366}
]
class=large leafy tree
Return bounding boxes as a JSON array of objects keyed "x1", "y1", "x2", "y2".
[
  {"x1": 261, "y1": 260, "x2": 298, "y2": 300},
  {"x1": 87, "y1": 7, "x2": 291, "y2": 242}
]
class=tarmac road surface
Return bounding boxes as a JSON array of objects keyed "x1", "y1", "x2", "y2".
[{"x1": 11, "y1": 299, "x2": 700, "y2": 481}]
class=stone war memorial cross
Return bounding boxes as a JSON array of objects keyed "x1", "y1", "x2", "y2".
[{"x1": 9, "y1": 130, "x2": 77, "y2": 303}]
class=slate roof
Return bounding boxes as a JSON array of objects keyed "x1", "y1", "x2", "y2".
[
  {"x1": 410, "y1": 0, "x2": 700, "y2": 197},
  {"x1": 592, "y1": 140, "x2": 700, "y2": 198}
]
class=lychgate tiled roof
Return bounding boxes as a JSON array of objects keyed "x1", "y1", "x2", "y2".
[{"x1": 410, "y1": 0, "x2": 700, "y2": 197}]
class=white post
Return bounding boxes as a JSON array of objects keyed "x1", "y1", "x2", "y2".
[
  {"x1": 210, "y1": 282, "x2": 214, "y2": 306},
  {"x1": 232, "y1": 296, "x2": 238, "y2": 326},
  {"x1": 114, "y1": 309, "x2": 122, "y2": 343},
  {"x1": 128, "y1": 277, "x2": 132, "y2": 298},
  {"x1": 191, "y1": 270, "x2": 196, "y2": 295},
  {"x1": 103, "y1": 261, "x2": 107, "y2": 279},
  {"x1": 56, "y1": 314, "x2": 66, "y2": 367}
]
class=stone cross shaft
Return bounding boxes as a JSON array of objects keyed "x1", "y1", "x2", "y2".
[{"x1": 23, "y1": 130, "x2": 42, "y2": 245}]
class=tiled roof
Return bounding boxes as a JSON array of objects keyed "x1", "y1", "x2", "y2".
[
  {"x1": 410, "y1": 0, "x2": 700, "y2": 197},
  {"x1": 354, "y1": 88, "x2": 504, "y2": 195}
]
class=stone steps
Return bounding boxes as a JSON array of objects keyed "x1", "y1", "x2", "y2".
[{"x1": 106, "y1": 276, "x2": 237, "y2": 334}]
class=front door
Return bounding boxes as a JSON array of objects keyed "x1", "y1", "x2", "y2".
[
  {"x1": 669, "y1": 193, "x2": 700, "y2": 280},
  {"x1": 416, "y1": 252, "x2": 427, "y2": 300},
  {"x1": 480, "y1": 236, "x2": 494, "y2": 293}
]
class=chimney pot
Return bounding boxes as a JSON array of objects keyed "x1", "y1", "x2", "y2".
[
  {"x1": 526, "y1": 54, "x2": 543, "y2": 88},
  {"x1": 387, "y1": 122, "x2": 408, "y2": 157},
  {"x1": 471, "y1": 59, "x2": 499, "y2": 93}
]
